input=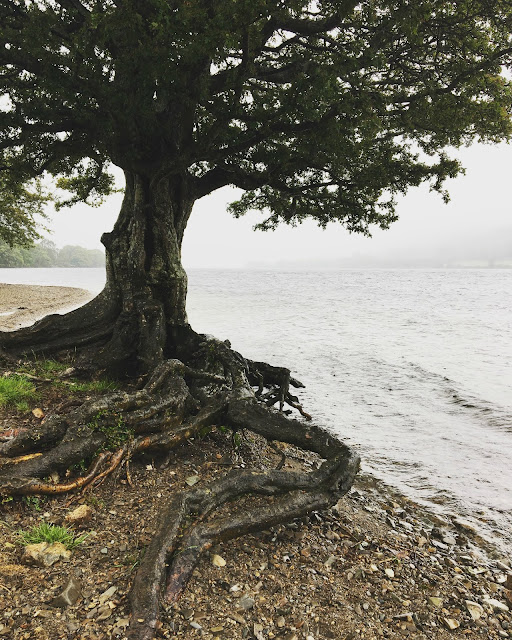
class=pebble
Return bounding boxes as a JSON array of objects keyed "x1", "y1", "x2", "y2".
[
  {"x1": 238, "y1": 595, "x2": 255, "y2": 611},
  {"x1": 212, "y1": 554, "x2": 226, "y2": 567},
  {"x1": 484, "y1": 597, "x2": 510, "y2": 613},
  {"x1": 65, "y1": 504, "x2": 93, "y2": 525},
  {"x1": 384, "y1": 568, "x2": 395, "y2": 579},
  {"x1": 443, "y1": 618, "x2": 460, "y2": 630},
  {"x1": 50, "y1": 575, "x2": 82, "y2": 608},
  {"x1": 466, "y1": 600, "x2": 484, "y2": 620}
]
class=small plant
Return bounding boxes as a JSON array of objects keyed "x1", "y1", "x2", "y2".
[
  {"x1": 22, "y1": 495, "x2": 42, "y2": 511},
  {"x1": 0, "y1": 375, "x2": 37, "y2": 410},
  {"x1": 71, "y1": 379, "x2": 118, "y2": 393},
  {"x1": 16, "y1": 522, "x2": 88, "y2": 549},
  {"x1": 88, "y1": 409, "x2": 134, "y2": 450}
]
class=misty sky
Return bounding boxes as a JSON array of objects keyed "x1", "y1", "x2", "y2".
[{"x1": 42, "y1": 141, "x2": 512, "y2": 268}]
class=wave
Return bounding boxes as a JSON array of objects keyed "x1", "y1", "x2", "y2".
[{"x1": 406, "y1": 361, "x2": 512, "y2": 431}]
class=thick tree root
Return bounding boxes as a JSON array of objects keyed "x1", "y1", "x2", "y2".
[{"x1": 0, "y1": 333, "x2": 359, "y2": 640}]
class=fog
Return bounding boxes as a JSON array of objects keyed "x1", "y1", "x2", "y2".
[{"x1": 44, "y1": 142, "x2": 512, "y2": 269}]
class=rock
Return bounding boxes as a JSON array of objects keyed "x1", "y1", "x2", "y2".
[
  {"x1": 190, "y1": 621, "x2": 202, "y2": 630},
  {"x1": 32, "y1": 408, "x2": 44, "y2": 419},
  {"x1": 504, "y1": 589, "x2": 512, "y2": 606},
  {"x1": 22, "y1": 542, "x2": 71, "y2": 567},
  {"x1": 185, "y1": 475, "x2": 199, "y2": 486},
  {"x1": 483, "y1": 597, "x2": 510, "y2": 613},
  {"x1": 384, "y1": 568, "x2": 395, "y2": 579},
  {"x1": 50, "y1": 575, "x2": 81, "y2": 607},
  {"x1": 99, "y1": 585, "x2": 117, "y2": 604},
  {"x1": 212, "y1": 554, "x2": 226, "y2": 567},
  {"x1": 324, "y1": 555, "x2": 336, "y2": 568},
  {"x1": 277, "y1": 616, "x2": 285, "y2": 628},
  {"x1": 443, "y1": 618, "x2": 460, "y2": 630},
  {"x1": 95, "y1": 604, "x2": 112, "y2": 621},
  {"x1": 210, "y1": 626, "x2": 224, "y2": 635},
  {"x1": 238, "y1": 595, "x2": 255, "y2": 611},
  {"x1": 506, "y1": 575, "x2": 512, "y2": 590},
  {"x1": 465, "y1": 600, "x2": 484, "y2": 621},
  {"x1": 428, "y1": 597, "x2": 444, "y2": 608},
  {"x1": 453, "y1": 518, "x2": 477, "y2": 534},
  {"x1": 65, "y1": 504, "x2": 93, "y2": 525}
]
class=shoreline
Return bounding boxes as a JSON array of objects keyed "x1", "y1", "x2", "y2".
[
  {"x1": 0, "y1": 282, "x2": 93, "y2": 331},
  {"x1": 0, "y1": 435, "x2": 510, "y2": 639}
]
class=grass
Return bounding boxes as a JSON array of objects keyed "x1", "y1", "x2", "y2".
[
  {"x1": 20, "y1": 358, "x2": 68, "y2": 377},
  {"x1": 69, "y1": 379, "x2": 118, "y2": 393},
  {"x1": 0, "y1": 375, "x2": 37, "y2": 410},
  {"x1": 16, "y1": 522, "x2": 88, "y2": 549}
]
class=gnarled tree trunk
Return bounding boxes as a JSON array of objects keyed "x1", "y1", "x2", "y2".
[
  {"x1": 0, "y1": 170, "x2": 195, "y2": 373},
  {"x1": 0, "y1": 169, "x2": 360, "y2": 640}
]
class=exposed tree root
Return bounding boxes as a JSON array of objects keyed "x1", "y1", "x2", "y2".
[{"x1": 0, "y1": 330, "x2": 359, "y2": 640}]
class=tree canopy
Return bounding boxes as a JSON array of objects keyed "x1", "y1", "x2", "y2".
[{"x1": 2, "y1": 0, "x2": 512, "y2": 244}]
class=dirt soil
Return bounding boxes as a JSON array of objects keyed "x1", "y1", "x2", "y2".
[{"x1": 0, "y1": 378, "x2": 511, "y2": 640}]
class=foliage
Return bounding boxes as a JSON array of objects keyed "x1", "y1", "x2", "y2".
[
  {"x1": 0, "y1": 375, "x2": 36, "y2": 410},
  {"x1": 1, "y1": 1, "x2": 511, "y2": 239},
  {"x1": 0, "y1": 239, "x2": 105, "y2": 268},
  {"x1": 16, "y1": 522, "x2": 88, "y2": 549},
  {"x1": 0, "y1": 171, "x2": 50, "y2": 247},
  {"x1": 88, "y1": 409, "x2": 133, "y2": 450}
]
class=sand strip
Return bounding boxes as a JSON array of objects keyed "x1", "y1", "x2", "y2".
[{"x1": 0, "y1": 283, "x2": 93, "y2": 331}]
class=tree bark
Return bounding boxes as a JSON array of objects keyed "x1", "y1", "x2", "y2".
[
  {"x1": 0, "y1": 170, "x2": 195, "y2": 374},
  {"x1": 96, "y1": 170, "x2": 193, "y2": 374}
]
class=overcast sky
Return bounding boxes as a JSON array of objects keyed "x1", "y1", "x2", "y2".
[{"x1": 43, "y1": 141, "x2": 512, "y2": 268}]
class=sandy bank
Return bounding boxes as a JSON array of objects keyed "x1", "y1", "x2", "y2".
[{"x1": 0, "y1": 282, "x2": 93, "y2": 331}]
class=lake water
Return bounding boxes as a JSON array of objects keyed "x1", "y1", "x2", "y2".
[{"x1": 1, "y1": 267, "x2": 511, "y2": 553}]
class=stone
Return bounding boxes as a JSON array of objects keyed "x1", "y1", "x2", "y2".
[
  {"x1": 95, "y1": 604, "x2": 112, "y2": 621},
  {"x1": 504, "y1": 589, "x2": 512, "y2": 606},
  {"x1": 484, "y1": 597, "x2": 510, "y2": 613},
  {"x1": 324, "y1": 555, "x2": 336, "y2": 568},
  {"x1": 50, "y1": 575, "x2": 82, "y2": 607},
  {"x1": 99, "y1": 586, "x2": 117, "y2": 604},
  {"x1": 212, "y1": 554, "x2": 226, "y2": 567},
  {"x1": 428, "y1": 597, "x2": 443, "y2": 609},
  {"x1": 65, "y1": 504, "x2": 93, "y2": 525},
  {"x1": 238, "y1": 595, "x2": 255, "y2": 611},
  {"x1": 465, "y1": 601, "x2": 484, "y2": 621},
  {"x1": 384, "y1": 568, "x2": 395, "y2": 579},
  {"x1": 22, "y1": 542, "x2": 71, "y2": 567},
  {"x1": 185, "y1": 475, "x2": 199, "y2": 486},
  {"x1": 443, "y1": 618, "x2": 460, "y2": 630},
  {"x1": 32, "y1": 408, "x2": 44, "y2": 419}
]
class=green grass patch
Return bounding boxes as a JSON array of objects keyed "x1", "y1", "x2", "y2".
[
  {"x1": 70, "y1": 379, "x2": 118, "y2": 393},
  {"x1": 19, "y1": 358, "x2": 68, "y2": 377},
  {"x1": 16, "y1": 522, "x2": 88, "y2": 549},
  {"x1": 0, "y1": 375, "x2": 37, "y2": 410}
]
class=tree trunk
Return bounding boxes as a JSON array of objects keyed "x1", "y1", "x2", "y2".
[
  {"x1": 97, "y1": 171, "x2": 194, "y2": 374},
  {"x1": 0, "y1": 170, "x2": 195, "y2": 374}
]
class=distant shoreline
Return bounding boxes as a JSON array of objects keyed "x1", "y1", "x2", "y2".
[{"x1": 0, "y1": 283, "x2": 93, "y2": 331}]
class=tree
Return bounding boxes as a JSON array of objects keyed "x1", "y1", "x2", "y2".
[{"x1": 1, "y1": 2, "x2": 511, "y2": 638}]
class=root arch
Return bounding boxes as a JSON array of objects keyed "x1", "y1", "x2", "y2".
[{"x1": 0, "y1": 330, "x2": 359, "y2": 640}]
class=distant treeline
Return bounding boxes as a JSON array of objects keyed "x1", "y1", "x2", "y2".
[{"x1": 0, "y1": 240, "x2": 105, "y2": 268}]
